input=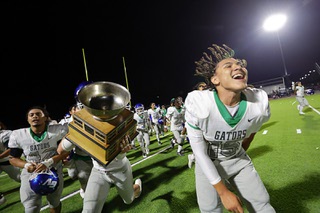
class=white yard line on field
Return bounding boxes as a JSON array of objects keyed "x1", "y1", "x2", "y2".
[{"x1": 309, "y1": 105, "x2": 320, "y2": 115}]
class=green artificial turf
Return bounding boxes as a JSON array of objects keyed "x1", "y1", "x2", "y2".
[{"x1": 1, "y1": 94, "x2": 320, "y2": 213}]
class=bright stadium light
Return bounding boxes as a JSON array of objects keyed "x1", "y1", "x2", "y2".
[
  {"x1": 263, "y1": 14, "x2": 288, "y2": 76},
  {"x1": 263, "y1": 14, "x2": 287, "y2": 32}
]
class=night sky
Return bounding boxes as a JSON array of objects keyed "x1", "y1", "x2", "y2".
[{"x1": 1, "y1": 0, "x2": 320, "y2": 129}]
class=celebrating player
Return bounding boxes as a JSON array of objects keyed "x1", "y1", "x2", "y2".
[
  {"x1": 8, "y1": 106, "x2": 69, "y2": 213},
  {"x1": 184, "y1": 44, "x2": 275, "y2": 212},
  {"x1": 59, "y1": 103, "x2": 93, "y2": 199},
  {"x1": 166, "y1": 97, "x2": 186, "y2": 156},
  {"x1": 294, "y1": 81, "x2": 310, "y2": 115},
  {"x1": 147, "y1": 102, "x2": 164, "y2": 145},
  {"x1": 133, "y1": 103, "x2": 151, "y2": 158},
  {"x1": 58, "y1": 135, "x2": 142, "y2": 213}
]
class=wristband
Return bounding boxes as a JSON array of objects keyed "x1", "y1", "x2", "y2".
[
  {"x1": 24, "y1": 162, "x2": 32, "y2": 169},
  {"x1": 41, "y1": 158, "x2": 54, "y2": 168}
]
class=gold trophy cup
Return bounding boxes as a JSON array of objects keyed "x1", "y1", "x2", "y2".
[{"x1": 66, "y1": 81, "x2": 137, "y2": 165}]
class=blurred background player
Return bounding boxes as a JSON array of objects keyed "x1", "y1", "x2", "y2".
[
  {"x1": 0, "y1": 121, "x2": 21, "y2": 205},
  {"x1": 166, "y1": 97, "x2": 186, "y2": 156},
  {"x1": 133, "y1": 103, "x2": 150, "y2": 158},
  {"x1": 294, "y1": 81, "x2": 310, "y2": 115},
  {"x1": 147, "y1": 103, "x2": 163, "y2": 145}
]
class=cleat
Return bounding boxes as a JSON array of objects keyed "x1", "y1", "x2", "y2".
[
  {"x1": 145, "y1": 148, "x2": 150, "y2": 155},
  {"x1": 299, "y1": 112, "x2": 305, "y2": 115},
  {"x1": 158, "y1": 141, "x2": 162, "y2": 145},
  {"x1": 170, "y1": 138, "x2": 176, "y2": 148},
  {"x1": 188, "y1": 154, "x2": 195, "y2": 169},
  {"x1": 143, "y1": 153, "x2": 147, "y2": 158},
  {"x1": 134, "y1": 179, "x2": 142, "y2": 198},
  {"x1": 177, "y1": 151, "x2": 184, "y2": 156},
  {"x1": 79, "y1": 188, "x2": 85, "y2": 199},
  {"x1": 0, "y1": 194, "x2": 6, "y2": 205}
]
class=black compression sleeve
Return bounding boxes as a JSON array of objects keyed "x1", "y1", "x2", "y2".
[{"x1": 9, "y1": 148, "x2": 23, "y2": 158}]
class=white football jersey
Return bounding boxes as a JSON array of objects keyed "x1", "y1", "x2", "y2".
[
  {"x1": 148, "y1": 108, "x2": 161, "y2": 124},
  {"x1": 8, "y1": 124, "x2": 69, "y2": 164},
  {"x1": 134, "y1": 111, "x2": 149, "y2": 132},
  {"x1": 185, "y1": 88, "x2": 270, "y2": 159},
  {"x1": 295, "y1": 86, "x2": 305, "y2": 97},
  {"x1": 185, "y1": 88, "x2": 270, "y2": 184},
  {"x1": 166, "y1": 106, "x2": 185, "y2": 131},
  {"x1": 0, "y1": 130, "x2": 13, "y2": 162}
]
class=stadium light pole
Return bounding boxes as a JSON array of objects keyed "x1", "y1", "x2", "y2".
[{"x1": 263, "y1": 14, "x2": 288, "y2": 76}]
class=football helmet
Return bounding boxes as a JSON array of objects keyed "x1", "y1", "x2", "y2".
[
  {"x1": 134, "y1": 103, "x2": 144, "y2": 114},
  {"x1": 29, "y1": 169, "x2": 59, "y2": 195},
  {"x1": 158, "y1": 118, "x2": 164, "y2": 125},
  {"x1": 74, "y1": 81, "x2": 93, "y2": 108}
]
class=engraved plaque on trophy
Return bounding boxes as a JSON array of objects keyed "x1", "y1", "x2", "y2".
[{"x1": 65, "y1": 81, "x2": 137, "y2": 166}]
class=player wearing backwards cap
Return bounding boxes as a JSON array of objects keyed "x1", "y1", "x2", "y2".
[
  {"x1": 8, "y1": 106, "x2": 69, "y2": 213},
  {"x1": 184, "y1": 44, "x2": 275, "y2": 212}
]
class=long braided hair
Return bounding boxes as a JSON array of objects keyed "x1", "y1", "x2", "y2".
[{"x1": 194, "y1": 44, "x2": 246, "y2": 89}]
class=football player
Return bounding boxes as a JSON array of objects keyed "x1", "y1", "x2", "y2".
[
  {"x1": 184, "y1": 44, "x2": 275, "y2": 212},
  {"x1": 8, "y1": 106, "x2": 69, "y2": 213},
  {"x1": 0, "y1": 121, "x2": 21, "y2": 205},
  {"x1": 133, "y1": 103, "x2": 150, "y2": 158},
  {"x1": 147, "y1": 103, "x2": 164, "y2": 145},
  {"x1": 166, "y1": 97, "x2": 186, "y2": 156}
]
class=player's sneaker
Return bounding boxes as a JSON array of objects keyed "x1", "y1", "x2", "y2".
[
  {"x1": 0, "y1": 194, "x2": 6, "y2": 205},
  {"x1": 145, "y1": 148, "x2": 150, "y2": 155},
  {"x1": 299, "y1": 112, "x2": 305, "y2": 115},
  {"x1": 170, "y1": 139, "x2": 175, "y2": 148},
  {"x1": 134, "y1": 179, "x2": 142, "y2": 198},
  {"x1": 158, "y1": 141, "x2": 162, "y2": 145},
  {"x1": 188, "y1": 154, "x2": 195, "y2": 169},
  {"x1": 79, "y1": 188, "x2": 85, "y2": 199},
  {"x1": 143, "y1": 153, "x2": 147, "y2": 158}
]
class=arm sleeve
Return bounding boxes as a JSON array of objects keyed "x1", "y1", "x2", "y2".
[
  {"x1": 185, "y1": 92, "x2": 221, "y2": 185},
  {"x1": 9, "y1": 148, "x2": 23, "y2": 158}
]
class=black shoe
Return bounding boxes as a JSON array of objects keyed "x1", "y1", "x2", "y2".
[{"x1": 158, "y1": 141, "x2": 162, "y2": 145}]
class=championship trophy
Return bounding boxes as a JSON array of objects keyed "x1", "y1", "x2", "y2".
[{"x1": 65, "y1": 81, "x2": 138, "y2": 166}]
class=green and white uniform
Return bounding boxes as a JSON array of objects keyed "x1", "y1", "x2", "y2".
[
  {"x1": 295, "y1": 85, "x2": 309, "y2": 107},
  {"x1": 0, "y1": 130, "x2": 21, "y2": 182},
  {"x1": 60, "y1": 139, "x2": 136, "y2": 213},
  {"x1": 8, "y1": 124, "x2": 68, "y2": 213},
  {"x1": 185, "y1": 88, "x2": 275, "y2": 213}
]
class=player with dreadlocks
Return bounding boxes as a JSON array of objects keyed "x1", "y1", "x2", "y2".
[{"x1": 184, "y1": 44, "x2": 275, "y2": 213}]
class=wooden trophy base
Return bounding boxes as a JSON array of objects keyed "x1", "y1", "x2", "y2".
[{"x1": 66, "y1": 108, "x2": 137, "y2": 165}]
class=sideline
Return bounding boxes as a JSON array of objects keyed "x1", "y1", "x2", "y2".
[{"x1": 41, "y1": 145, "x2": 172, "y2": 211}]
